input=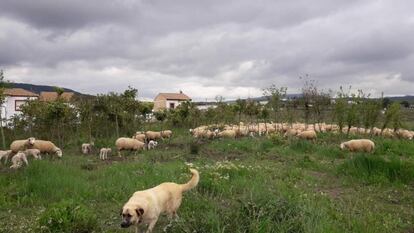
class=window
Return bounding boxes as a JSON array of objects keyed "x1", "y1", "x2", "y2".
[
  {"x1": 15, "y1": 100, "x2": 27, "y2": 111},
  {"x1": 169, "y1": 103, "x2": 175, "y2": 109}
]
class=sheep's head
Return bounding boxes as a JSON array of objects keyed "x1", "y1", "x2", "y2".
[
  {"x1": 339, "y1": 143, "x2": 346, "y2": 150},
  {"x1": 27, "y1": 137, "x2": 36, "y2": 145},
  {"x1": 55, "y1": 148, "x2": 63, "y2": 157}
]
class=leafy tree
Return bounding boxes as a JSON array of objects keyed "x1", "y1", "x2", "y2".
[
  {"x1": 0, "y1": 70, "x2": 10, "y2": 148},
  {"x1": 400, "y1": 100, "x2": 410, "y2": 108},
  {"x1": 263, "y1": 85, "x2": 287, "y2": 122},
  {"x1": 382, "y1": 97, "x2": 392, "y2": 108}
]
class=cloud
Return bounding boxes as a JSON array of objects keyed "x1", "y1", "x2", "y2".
[{"x1": 1, "y1": 0, "x2": 414, "y2": 100}]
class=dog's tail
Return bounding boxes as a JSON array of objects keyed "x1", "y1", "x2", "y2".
[{"x1": 180, "y1": 169, "x2": 199, "y2": 192}]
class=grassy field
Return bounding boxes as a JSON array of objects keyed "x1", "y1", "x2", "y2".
[{"x1": 1, "y1": 129, "x2": 414, "y2": 233}]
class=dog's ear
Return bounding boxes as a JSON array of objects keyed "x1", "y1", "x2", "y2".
[
  {"x1": 120, "y1": 208, "x2": 123, "y2": 216},
  {"x1": 136, "y1": 208, "x2": 144, "y2": 216}
]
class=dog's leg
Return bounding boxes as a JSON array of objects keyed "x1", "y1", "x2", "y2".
[{"x1": 146, "y1": 218, "x2": 158, "y2": 233}]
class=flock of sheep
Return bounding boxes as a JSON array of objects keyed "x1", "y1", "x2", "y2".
[
  {"x1": 190, "y1": 122, "x2": 414, "y2": 152},
  {"x1": 1, "y1": 122, "x2": 412, "y2": 169},
  {"x1": 81, "y1": 130, "x2": 173, "y2": 159},
  {"x1": 0, "y1": 138, "x2": 62, "y2": 169}
]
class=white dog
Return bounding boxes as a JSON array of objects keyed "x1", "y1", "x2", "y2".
[{"x1": 121, "y1": 169, "x2": 199, "y2": 233}]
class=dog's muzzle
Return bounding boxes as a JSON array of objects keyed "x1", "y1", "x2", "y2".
[{"x1": 121, "y1": 221, "x2": 131, "y2": 228}]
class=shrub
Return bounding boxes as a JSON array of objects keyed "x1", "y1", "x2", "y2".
[{"x1": 38, "y1": 200, "x2": 98, "y2": 233}]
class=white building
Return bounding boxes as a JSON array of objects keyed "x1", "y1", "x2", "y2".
[
  {"x1": 1, "y1": 88, "x2": 38, "y2": 121},
  {"x1": 153, "y1": 91, "x2": 191, "y2": 111}
]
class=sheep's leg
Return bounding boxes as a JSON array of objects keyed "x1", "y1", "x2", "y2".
[{"x1": 23, "y1": 156, "x2": 29, "y2": 166}]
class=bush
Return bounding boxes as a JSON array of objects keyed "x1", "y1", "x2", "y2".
[{"x1": 38, "y1": 200, "x2": 98, "y2": 233}]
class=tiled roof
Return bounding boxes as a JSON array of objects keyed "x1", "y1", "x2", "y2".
[
  {"x1": 156, "y1": 92, "x2": 191, "y2": 100},
  {"x1": 39, "y1": 92, "x2": 74, "y2": 102},
  {"x1": 3, "y1": 88, "x2": 38, "y2": 97}
]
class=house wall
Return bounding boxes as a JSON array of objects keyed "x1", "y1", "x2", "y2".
[
  {"x1": 1, "y1": 96, "x2": 38, "y2": 120},
  {"x1": 153, "y1": 99, "x2": 166, "y2": 111},
  {"x1": 166, "y1": 100, "x2": 181, "y2": 109}
]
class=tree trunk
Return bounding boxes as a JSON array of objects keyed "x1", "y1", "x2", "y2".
[
  {"x1": 0, "y1": 110, "x2": 5, "y2": 149},
  {"x1": 115, "y1": 114, "x2": 119, "y2": 138}
]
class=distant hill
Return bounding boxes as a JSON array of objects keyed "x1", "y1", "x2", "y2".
[
  {"x1": 387, "y1": 95, "x2": 414, "y2": 103},
  {"x1": 10, "y1": 83, "x2": 82, "y2": 95}
]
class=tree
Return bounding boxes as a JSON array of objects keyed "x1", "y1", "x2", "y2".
[
  {"x1": 333, "y1": 86, "x2": 349, "y2": 133},
  {"x1": 0, "y1": 70, "x2": 10, "y2": 148},
  {"x1": 381, "y1": 102, "x2": 402, "y2": 132},
  {"x1": 263, "y1": 85, "x2": 287, "y2": 122},
  {"x1": 400, "y1": 100, "x2": 410, "y2": 108},
  {"x1": 382, "y1": 97, "x2": 392, "y2": 108}
]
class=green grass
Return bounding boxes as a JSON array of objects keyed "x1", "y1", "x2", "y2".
[{"x1": 0, "y1": 131, "x2": 414, "y2": 232}]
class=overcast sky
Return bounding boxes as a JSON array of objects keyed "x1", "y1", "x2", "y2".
[{"x1": 1, "y1": 0, "x2": 413, "y2": 101}]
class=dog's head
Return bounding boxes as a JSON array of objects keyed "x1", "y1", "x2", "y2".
[{"x1": 120, "y1": 206, "x2": 145, "y2": 228}]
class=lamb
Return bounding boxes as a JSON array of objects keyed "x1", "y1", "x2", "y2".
[
  {"x1": 297, "y1": 130, "x2": 317, "y2": 140},
  {"x1": 147, "y1": 140, "x2": 158, "y2": 150},
  {"x1": 115, "y1": 137, "x2": 145, "y2": 157},
  {"x1": 145, "y1": 131, "x2": 162, "y2": 141},
  {"x1": 160, "y1": 130, "x2": 173, "y2": 139},
  {"x1": 10, "y1": 152, "x2": 29, "y2": 169},
  {"x1": 217, "y1": 129, "x2": 236, "y2": 139},
  {"x1": 31, "y1": 140, "x2": 63, "y2": 158},
  {"x1": 99, "y1": 148, "x2": 112, "y2": 160},
  {"x1": 10, "y1": 137, "x2": 36, "y2": 153},
  {"x1": 340, "y1": 139, "x2": 375, "y2": 153},
  {"x1": 24, "y1": 149, "x2": 42, "y2": 159},
  {"x1": 132, "y1": 133, "x2": 146, "y2": 142},
  {"x1": 81, "y1": 143, "x2": 94, "y2": 155},
  {"x1": 0, "y1": 150, "x2": 12, "y2": 164}
]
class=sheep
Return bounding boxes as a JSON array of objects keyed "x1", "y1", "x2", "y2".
[
  {"x1": 217, "y1": 130, "x2": 236, "y2": 139},
  {"x1": 132, "y1": 133, "x2": 146, "y2": 142},
  {"x1": 10, "y1": 137, "x2": 36, "y2": 153},
  {"x1": 115, "y1": 137, "x2": 145, "y2": 157},
  {"x1": 24, "y1": 149, "x2": 42, "y2": 160},
  {"x1": 31, "y1": 140, "x2": 63, "y2": 158},
  {"x1": 340, "y1": 139, "x2": 375, "y2": 153},
  {"x1": 160, "y1": 130, "x2": 173, "y2": 139},
  {"x1": 284, "y1": 128, "x2": 299, "y2": 137},
  {"x1": 99, "y1": 148, "x2": 112, "y2": 160},
  {"x1": 0, "y1": 150, "x2": 12, "y2": 164},
  {"x1": 147, "y1": 140, "x2": 158, "y2": 150},
  {"x1": 296, "y1": 130, "x2": 317, "y2": 140},
  {"x1": 145, "y1": 131, "x2": 162, "y2": 141},
  {"x1": 396, "y1": 129, "x2": 413, "y2": 140},
  {"x1": 81, "y1": 143, "x2": 94, "y2": 155},
  {"x1": 10, "y1": 152, "x2": 29, "y2": 169}
]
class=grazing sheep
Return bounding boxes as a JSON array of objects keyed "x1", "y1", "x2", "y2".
[
  {"x1": 81, "y1": 143, "x2": 94, "y2": 155},
  {"x1": 32, "y1": 140, "x2": 63, "y2": 158},
  {"x1": 297, "y1": 130, "x2": 317, "y2": 140},
  {"x1": 396, "y1": 129, "x2": 413, "y2": 140},
  {"x1": 24, "y1": 149, "x2": 42, "y2": 160},
  {"x1": 217, "y1": 130, "x2": 236, "y2": 139},
  {"x1": 115, "y1": 137, "x2": 145, "y2": 157},
  {"x1": 160, "y1": 130, "x2": 173, "y2": 139},
  {"x1": 284, "y1": 128, "x2": 299, "y2": 137},
  {"x1": 0, "y1": 150, "x2": 12, "y2": 164},
  {"x1": 147, "y1": 140, "x2": 158, "y2": 150},
  {"x1": 132, "y1": 133, "x2": 146, "y2": 142},
  {"x1": 340, "y1": 139, "x2": 375, "y2": 153},
  {"x1": 10, "y1": 137, "x2": 36, "y2": 153},
  {"x1": 99, "y1": 148, "x2": 112, "y2": 160},
  {"x1": 145, "y1": 131, "x2": 162, "y2": 141},
  {"x1": 10, "y1": 152, "x2": 29, "y2": 169}
]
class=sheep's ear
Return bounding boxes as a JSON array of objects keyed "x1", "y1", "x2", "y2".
[{"x1": 136, "y1": 208, "x2": 144, "y2": 216}]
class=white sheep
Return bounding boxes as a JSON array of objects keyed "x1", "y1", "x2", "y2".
[
  {"x1": 340, "y1": 139, "x2": 375, "y2": 153},
  {"x1": 147, "y1": 140, "x2": 158, "y2": 150},
  {"x1": 160, "y1": 130, "x2": 173, "y2": 139},
  {"x1": 297, "y1": 130, "x2": 317, "y2": 140},
  {"x1": 24, "y1": 149, "x2": 42, "y2": 160},
  {"x1": 99, "y1": 148, "x2": 112, "y2": 160},
  {"x1": 115, "y1": 137, "x2": 145, "y2": 157},
  {"x1": 32, "y1": 140, "x2": 63, "y2": 158},
  {"x1": 217, "y1": 130, "x2": 236, "y2": 139},
  {"x1": 10, "y1": 152, "x2": 29, "y2": 169},
  {"x1": 10, "y1": 137, "x2": 36, "y2": 153},
  {"x1": 132, "y1": 133, "x2": 146, "y2": 142},
  {"x1": 81, "y1": 143, "x2": 94, "y2": 154},
  {"x1": 0, "y1": 150, "x2": 12, "y2": 164},
  {"x1": 145, "y1": 131, "x2": 162, "y2": 141}
]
